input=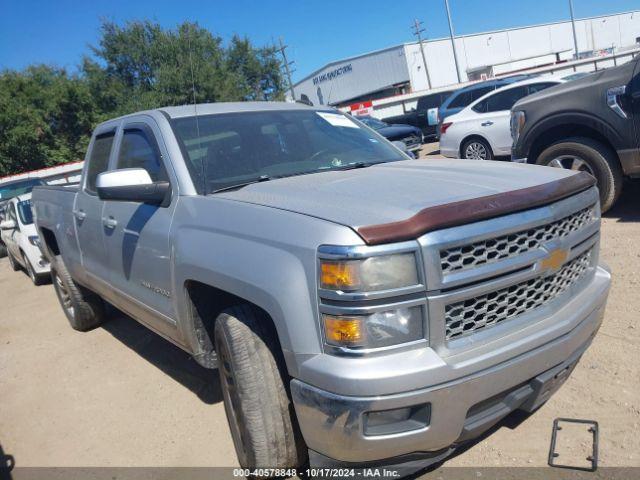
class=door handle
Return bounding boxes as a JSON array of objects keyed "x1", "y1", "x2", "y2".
[
  {"x1": 481, "y1": 121, "x2": 494, "y2": 126},
  {"x1": 102, "y1": 216, "x2": 118, "y2": 229},
  {"x1": 73, "y1": 209, "x2": 86, "y2": 221}
]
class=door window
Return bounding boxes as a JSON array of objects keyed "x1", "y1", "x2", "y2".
[
  {"x1": 117, "y1": 128, "x2": 168, "y2": 182},
  {"x1": 85, "y1": 132, "x2": 115, "y2": 193},
  {"x1": 527, "y1": 82, "x2": 557, "y2": 95},
  {"x1": 448, "y1": 91, "x2": 473, "y2": 108},
  {"x1": 483, "y1": 86, "x2": 529, "y2": 113}
]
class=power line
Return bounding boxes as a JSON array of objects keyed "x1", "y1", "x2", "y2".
[
  {"x1": 411, "y1": 19, "x2": 432, "y2": 89},
  {"x1": 277, "y1": 37, "x2": 296, "y2": 101}
]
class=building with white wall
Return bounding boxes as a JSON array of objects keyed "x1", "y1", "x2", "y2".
[{"x1": 292, "y1": 10, "x2": 640, "y2": 107}]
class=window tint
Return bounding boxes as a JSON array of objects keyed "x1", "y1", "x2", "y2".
[
  {"x1": 85, "y1": 133, "x2": 115, "y2": 193},
  {"x1": 117, "y1": 128, "x2": 168, "y2": 182},
  {"x1": 470, "y1": 86, "x2": 495, "y2": 101},
  {"x1": 527, "y1": 82, "x2": 557, "y2": 94},
  {"x1": 17, "y1": 199, "x2": 33, "y2": 225},
  {"x1": 484, "y1": 86, "x2": 529, "y2": 112},
  {"x1": 417, "y1": 93, "x2": 442, "y2": 110},
  {"x1": 448, "y1": 91, "x2": 473, "y2": 108}
]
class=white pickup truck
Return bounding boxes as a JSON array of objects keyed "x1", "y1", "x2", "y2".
[{"x1": 32, "y1": 102, "x2": 611, "y2": 474}]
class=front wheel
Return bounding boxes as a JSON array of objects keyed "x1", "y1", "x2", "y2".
[
  {"x1": 536, "y1": 137, "x2": 623, "y2": 212},
  {"x1": 214, "y1": 305, "x2": 306, "y2": 470},
  {"x1": 461, "y1": 137, "x2": 493, "y2": 160}
]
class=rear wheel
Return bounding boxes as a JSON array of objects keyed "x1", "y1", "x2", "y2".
[
  {"x1": 50, "y1": 255, "x2": 105, "y2": 330},
  {"x1": 214, "y1": 305, "x2": 306, "y2": 470},
  {"x1": 462, "y1": 137, "x2": 493, "y2": 160},
  {"x1": 536, "y1": 137, "x2": 623, "y2": 212}
]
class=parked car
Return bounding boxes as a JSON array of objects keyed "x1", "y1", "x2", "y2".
[
  {"x1": 436, "y1": 75, "x2": 531, "y2": 137},
  {"x1": 0, "y1": 193, "x2": 50, "y2": 284},
  {"x1": 439, "y1": 76, "x2": 568, "y2": 160},
  {"x1": 0, "y1": 177, "x2": 45, "y2": 257},
  {"x1": 33, "y1": 102, "x2": 610, "y2": 474},
  {"x1": 381, "y1": 90, "x2": 454, "y2": 141},
  {"x1": 356, "y1": 116, "x2": 423, "y2": 153},
  {"x1": 511, "y1": 56, "x2": 640, "y2": 212}
]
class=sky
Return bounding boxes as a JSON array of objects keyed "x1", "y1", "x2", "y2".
[{"x1": 1, "y1": 0, "x2": 638, "y2": 82}]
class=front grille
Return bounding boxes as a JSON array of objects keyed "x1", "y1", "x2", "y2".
[
  {"x1": 444, "y1": 249, "x2": 592, "y2": 340},
  {"x1": 440, "y1": 206, "x2": 595, "y2": 275}
]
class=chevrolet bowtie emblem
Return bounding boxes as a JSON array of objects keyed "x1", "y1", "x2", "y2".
[{"x1": 541, "y1": 248, "x2": 569, "y2": 272}]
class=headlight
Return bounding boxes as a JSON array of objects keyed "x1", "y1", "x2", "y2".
[
  {"x1": 323, "y1": 306, "x2": 423, "y2": 349},
  {"x1": 320, "y1": 253, "x2": 419, "y2": 292},
  {"x1": 510, "y1": 110, "x2": 526, "y2": 144},
  {"x1": 28, "y1": 235, "x2": 40, "y2": 247}
]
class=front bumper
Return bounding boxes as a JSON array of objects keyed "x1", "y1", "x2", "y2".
[{"x1": 291, "y1": 267, "x2": 609, "y2": 465}]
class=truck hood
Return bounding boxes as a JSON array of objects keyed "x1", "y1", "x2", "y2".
[{"x1": 216, "y1": 159, "x2": 579, "y2": 234}]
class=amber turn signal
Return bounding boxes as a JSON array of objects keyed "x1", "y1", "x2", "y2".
[
  {"x1": 323, "y1": 315, "x2": 364, "y2": 347},
  {"x1": 320, "y1": 261, "x2": 360, "y2": 290}
]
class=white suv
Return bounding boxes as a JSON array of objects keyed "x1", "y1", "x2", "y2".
[{"x1": 0, "y1": 193, "x2": 50, "y2": 285}]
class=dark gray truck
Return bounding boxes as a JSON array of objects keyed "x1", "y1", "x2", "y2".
[
  {"x1": 511, "y1": 55, "x2": 640, "y2": 212},
  {"x1": 33, "y1": 102, "x2": 610, "y2": 474}
]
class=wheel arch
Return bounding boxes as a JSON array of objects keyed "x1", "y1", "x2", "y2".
[
  {"x1": 182, "y1": 280, "x2": 285, "y2": 370},
  {"x1": 459, "y1": 134, "x2": 494, "y2": 158},
  {"x1": 524, "y1": 113, "x2": 623, "y2": 165}
]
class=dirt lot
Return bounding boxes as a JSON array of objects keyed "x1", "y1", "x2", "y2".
[{"x1": 0, "y1": 156, "x2": 638, "y2": 472}]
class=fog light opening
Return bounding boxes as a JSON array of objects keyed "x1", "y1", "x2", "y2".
[{"x1": 364, "y1": 403, "x2": 431, "y2": 436}]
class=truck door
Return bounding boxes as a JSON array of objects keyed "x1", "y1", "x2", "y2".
[
  {"x1": 101, "y1": 119, "x2": 178, "y2": 339},
  {"x1": 73, "y1": 128, "x2": 115, "y2": 286}
]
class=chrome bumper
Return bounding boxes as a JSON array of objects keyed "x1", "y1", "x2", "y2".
[{"x1": 291, "y1": 267, "x2": 609, "y2": 463}]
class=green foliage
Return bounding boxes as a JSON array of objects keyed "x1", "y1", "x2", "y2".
[{"x1": 0, "y1": 20, "x2": 285, "y2": 176}]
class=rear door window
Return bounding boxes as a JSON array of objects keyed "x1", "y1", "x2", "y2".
[
  {"x1": 85, "y1": 132, "x2": 115, "y2": 193},
  {"x1": 484, "y1": 86, "x2": 529, "y2": 112},
  {"x1": 527, "y1": 82, "x2": 558, "y2": 95}
]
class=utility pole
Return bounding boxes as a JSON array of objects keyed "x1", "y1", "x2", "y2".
[
  {"x1": 411, "y1": 19, "x2": 432, "y2": 89},
  {"x1": 568, "y1": 0, "x2": 580, "y2": 59},
  {"x1": 444, "y1": 0, "x2": 462, "y2": 83},
  {"x1": 278, "y1": 37, "x2": 296, "y2": 101}
]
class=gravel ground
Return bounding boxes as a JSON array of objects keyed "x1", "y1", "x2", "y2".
[{"x1": 0, "y1": 155, "x2": 638, "y2": 472}]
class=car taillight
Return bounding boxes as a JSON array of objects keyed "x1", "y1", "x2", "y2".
[{"x1": 440, "y1": 122, "x2": 453, "y2": 135}]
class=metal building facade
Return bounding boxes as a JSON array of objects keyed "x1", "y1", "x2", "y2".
[{"x1": 292, "y1": 10, "x2": 640, "y2": 106}]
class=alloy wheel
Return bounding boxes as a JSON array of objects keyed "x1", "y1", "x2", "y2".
[
  {"x1": 54, "y1": 272, "x2": 75, "y2": 318},
  {"x1": 465, "y1": 142, "x2": 488, "y2": 160},
  {"x1": 547, "y1": 155, "x2": 595, "y2": 176}
]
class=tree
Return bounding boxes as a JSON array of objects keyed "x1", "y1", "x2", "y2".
[{"x1": 0, "y1": 19, "x2": 286, "y2": 176}]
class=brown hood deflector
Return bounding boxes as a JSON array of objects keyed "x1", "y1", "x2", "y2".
[{"x1": 356, "y1": 171, "x2": 596, "y2": 245}]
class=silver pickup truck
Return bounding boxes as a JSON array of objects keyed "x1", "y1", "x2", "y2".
[{"x1": 33, "y1": 102, "x2": 611, "y2": 473}]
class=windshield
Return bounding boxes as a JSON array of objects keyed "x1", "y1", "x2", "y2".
[
  {"x1": 0, "y1": 179, "x2": 43, "y2": 201},
  {"x1": 357, "y1": 117, "x2": 388, "y2": 130},
  {"x1": 17, "y1": 199, "x2": 34, "y2": 225},
  {"x1": 171, "y1": 109, "x2": 405, "y2": 193}
]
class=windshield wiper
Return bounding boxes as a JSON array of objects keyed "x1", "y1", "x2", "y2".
[
  {"x1": 211, "y1": 175, "x2": 271, "y2": 193},
  {"x1": 322, "y1": 161, "x2": 378, "y2": 171}
]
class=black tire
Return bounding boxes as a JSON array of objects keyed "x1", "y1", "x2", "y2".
[
  {"x1": 214, "y1": 305, "x2": 306, "y2": 470},
  {"x1": 7, "y1": 250, "x2": 19, "y2": 271},
  {"x1": 50, "y1": 255, "x2": 105, "y2": 331},
  {"x1": 461, "y1": 137, "x2": 494, "y2": 160},
  {"x1": 22, "y1": 251, "x2": 46, "y2": 286},
  {"x1": 536, "y1": 137, "x2": 623, "y2": 212},
  {"x1": 0, "y1": 242, "x2": 7, "y2": 258}
]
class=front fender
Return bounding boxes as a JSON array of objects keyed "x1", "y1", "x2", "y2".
[
  {"x1": 521, "y1": 111, "x2": 625, "y2": 154},
  {"x1": 170, "y1": 196, "x2": 363, "y2": 375}
]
